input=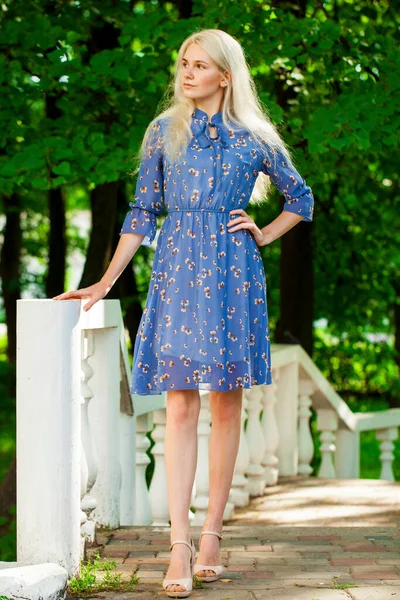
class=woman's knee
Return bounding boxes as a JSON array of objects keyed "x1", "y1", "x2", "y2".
[
  {"x1": 209, "y1": 389, "x2": 243, "y2": 423},
  {"x1": 166, "y1": 389, "x2": 200, "y2": 424}
]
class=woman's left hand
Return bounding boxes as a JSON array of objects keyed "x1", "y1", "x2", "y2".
[{"x1": 227, "y1": 209, "x2": 269, "y2": 247}]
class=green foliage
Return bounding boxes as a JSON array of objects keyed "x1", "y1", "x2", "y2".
[{"x1": 67, "y1": 552, "x2": 139, "y2": 595}]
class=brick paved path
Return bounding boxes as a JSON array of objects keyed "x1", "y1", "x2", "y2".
[{"x1": 83, "y1": 477, "x2": 400, "y2": 600}]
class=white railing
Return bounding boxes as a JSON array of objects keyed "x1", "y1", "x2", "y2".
[{"x1": 16, "y1": 299, "x2": 400, "y2": 577}]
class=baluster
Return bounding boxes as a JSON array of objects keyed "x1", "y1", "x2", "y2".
[
  {"x1": 192, "y1": 391, "x2": 211, "y2": 525},
  {"x1": 230, "y1": 393, "x2": 250, "y2": 507},
  {"x1": 261, "y1": 376, "x2": 280, "y2": 486},
  {"x1": 80, "y1": 330, "x2": 98, "y2": 552},
  {"x1": 245, "y1": 387, "x2": 266, "y2": 495},
  {"x1": 376, "y1": 427, "x2": 398, "y2": 481},
  {"x1": 297, "y1": 380, "x2": 316, "y2": 476},
  {"x1": 149, "y1": 408, "x2": 169, "y2": 525},
  {"x1": 135, "y1": 413, "x2": 153, "y2": 524},
  {"x1": 316, "y1": 409, "x2": 338, "y2": 478}
]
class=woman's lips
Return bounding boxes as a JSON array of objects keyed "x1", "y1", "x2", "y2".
[{"x1": 183, "y1": 83, "x2": 195, "y2": 87}]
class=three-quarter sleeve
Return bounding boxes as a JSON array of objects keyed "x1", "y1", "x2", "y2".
[
  {"x1": 259, "y1": 143, "x2": 314, "y2": 222},
  {"x1": 119, "y1": 120, "x2": 165, "y2": 246}
]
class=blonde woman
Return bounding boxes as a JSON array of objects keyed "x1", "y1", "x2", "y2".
[{"x1": 53, "y1": 28, "x2": 314, "y2": 598}]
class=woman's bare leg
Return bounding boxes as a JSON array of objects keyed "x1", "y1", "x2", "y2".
[
  {"x1": 195, "y1": 388, "x2": 243, "y2": 576},
  {"x1": 164, "y1": 389, "x2": 200, "y2": 593}
]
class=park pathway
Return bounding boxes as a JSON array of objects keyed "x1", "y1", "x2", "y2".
[{"x1": 78, "y1": 476, "x2": 400, "y2": 600}]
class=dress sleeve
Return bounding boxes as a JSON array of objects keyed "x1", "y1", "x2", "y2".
[
  {"x1": 119, "y1": 120, "x2": 165, "y2": 246},
  {"x1": 259, "y1": 143, "x2": 314, "y2": 222}
]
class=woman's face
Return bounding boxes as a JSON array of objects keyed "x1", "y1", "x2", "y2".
[{"x1": 180, "y1": 43, "x2": 228, "y2": 102}]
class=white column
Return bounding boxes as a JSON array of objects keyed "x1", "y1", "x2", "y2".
[
  {"x1": 245, "y1": 387, "x2": 266, "y2": 496},
  {"x1": 192, "y1": 392, "x2": 211, "y2": 525},
  {"x1": 119, "y1": 411, "x2": 136, "y2": 525},
  {"x1": 80, "y1": 330, "x2": 98, "y2": 549},
  {"x1": 274, "y1": 361, "x2": 299, "y2": 476},
  {"x1": 88, "y1": 327, "x2": 121, "y2": 529},
  {"x1": 316, "y1": 409, "x2": 338, "y2": 478},
  {"x1": 149, "y1": 408, "x2": 169, "y2": 525},
  {"x1": 297, "y1": 380, "x2": 316, "y2": 476},
  {"x1": 335, "y1": 428, "x2": 360, "y2": 478},
  {"x1": 261, "y1": 377, "x2": 280, "y2": 486},
  {"x1": 376, "y1": 427, "x2": 398, "y2": 481},
  {"x1": 135, "y1": 413, "x2": 153, "y2": 524},
  {"x1": 16, "y1": 299, "x2": 81, "y2": 577},
  {"x1": 230, "y1": 393, "x2": 250, "y2": 507}
]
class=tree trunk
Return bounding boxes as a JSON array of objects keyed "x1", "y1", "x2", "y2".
[{"x1": 0, "y1": 192, "x2": 22, "y2": 369}]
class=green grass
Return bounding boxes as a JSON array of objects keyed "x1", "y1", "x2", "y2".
[{"x1": 67, "y1": 552, "x2": 139, "y2": 596}]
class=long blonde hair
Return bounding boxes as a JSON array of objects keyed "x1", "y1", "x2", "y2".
[{"x1": 133, "y1": 28, "x2": 295, "y2": 206}]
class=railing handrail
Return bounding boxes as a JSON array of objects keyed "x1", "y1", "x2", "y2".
[{"x1": 270, "y1": 343, "x2": 400, "y2": 432}]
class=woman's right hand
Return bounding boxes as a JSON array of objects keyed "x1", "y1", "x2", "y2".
[{"x1": 51, "y1": 280, "x2": 112, "y2": 312}]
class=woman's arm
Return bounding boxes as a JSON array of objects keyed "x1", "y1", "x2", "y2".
[
  {"x1": 258, "y1": 211, "x2": 304, "y2": 245},
  {"x1": 100, "y1": 232, "x2": 146, "y2": 288}
]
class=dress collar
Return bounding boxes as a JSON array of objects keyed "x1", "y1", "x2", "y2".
[{"x1": 190, "y1": 107, "x2": 231, "y2": 148}]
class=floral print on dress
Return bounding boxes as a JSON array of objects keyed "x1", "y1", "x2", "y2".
[{"x1": 120, "y1": 107, "x2": 314, "y2": 395}]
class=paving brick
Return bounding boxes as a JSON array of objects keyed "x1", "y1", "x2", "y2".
[
  {"x1": 347, "y1": 587, "x2": 400, "y2": 599},
  {"x1": 351, "y1": 569, "x2": 400, "y2": 580},
  {"x1": 102, "y1": 548, "x2": 129, "y2": 558},
  {"x1": 109, "y1": 532, "x2": 140, "y2": 541},
  {"x1": 298, "y1": 535, "x2": 341, "y2": 541},
  {"x1": 252, "y1": 590, "x2": 354, "y2": 599},
  {"x1": 135, "y1": 569, "x2": 164, "y2": 578},
  {"x1": 243, "y1": 570, "x2": 274, "y2": 579},
  {"x1": 341, "y1": 543, "x2": 390, "y2": 552},
  {"x1": 245, "y1": 545, "x2": 273, "y2": 551},
  {"x1": 227, "y1": 564, "x2": 256, "y2": 571},
  {"x1": 330, "y1": 557, "x2": 376, "y2": 566},
  {"x1": 123, "y1": 557, "x2": 169, "y2": 565}
]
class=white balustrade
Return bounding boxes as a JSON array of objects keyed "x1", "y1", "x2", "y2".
[{"x1": 16, "y1": 300, "x2": 400, "y2": 579}]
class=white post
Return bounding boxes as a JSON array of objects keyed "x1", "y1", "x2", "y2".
[
  {"x1": 80, "y1": 330, "x2": 98, "y2": 549},
  {"x1": 88, "y1": 327, "x2": 122, "y2": 529},
  {"x1": 316, "y1": 409, "x2": 338, "y2": 478},
  {"x1": 376, "y1": 427, "x2": 398, "y2": 481},
  {"x1": 274, "y1": 361, "x2": 299, "y2": 475},
  {"x1": 135, "y1": 413, "x2": 153, "y2": 525},
  {"x1": 245, "y1": 387, "x2": 266, "y2": 496},
  {"x1": 261, "y1": 378, "x2": 280, "y2": 486},
  {"x1": 16, "y1": 299, "x2": 81, "y2": 577},
  {"x1": 192, "y1": 392, "x2": 211, "y2": 525},
  {"x1": 230, "y1": 393, "x2": 250, "y2": 507},
  {"x1": 335, "y1": 429, "x2": 360, "y2": 478},
  {"x1": 297, "y1": 380, "x2": 316, "y2": 476},
  {"x1": 149, "y1": 408, "x2": 169, "y2": 525}
]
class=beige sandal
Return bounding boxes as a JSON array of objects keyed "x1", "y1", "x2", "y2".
[
  {"x1": 194, "y1": 530, "x2": 224, "y2": 582},
  {"x1": 163, "y1": 538, "x2": 196, "y2": 598}
]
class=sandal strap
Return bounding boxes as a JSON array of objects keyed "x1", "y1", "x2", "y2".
[
  {"x1": 200, "y1": 530, "x2": 223, "y2": 541},
  {"x1": 169, "y1": 539, "x2": 193, "y2": 552}
]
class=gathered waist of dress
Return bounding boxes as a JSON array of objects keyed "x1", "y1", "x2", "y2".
[{"x1": 167, "y1": 208, "x2": 232, "y2": 214}]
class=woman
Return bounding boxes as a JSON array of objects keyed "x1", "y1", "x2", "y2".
[{"x1": 53, "y1": 28, "x2": 314, "y2": 598}]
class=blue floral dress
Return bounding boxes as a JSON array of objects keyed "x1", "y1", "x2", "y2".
[{"x1": 120, "y1": 107, "x2": 314, "y2": 395}]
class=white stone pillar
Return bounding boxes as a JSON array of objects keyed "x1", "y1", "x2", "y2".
[{"x1": 16, "y1": 299, "x2": 82, "y2": 577}]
